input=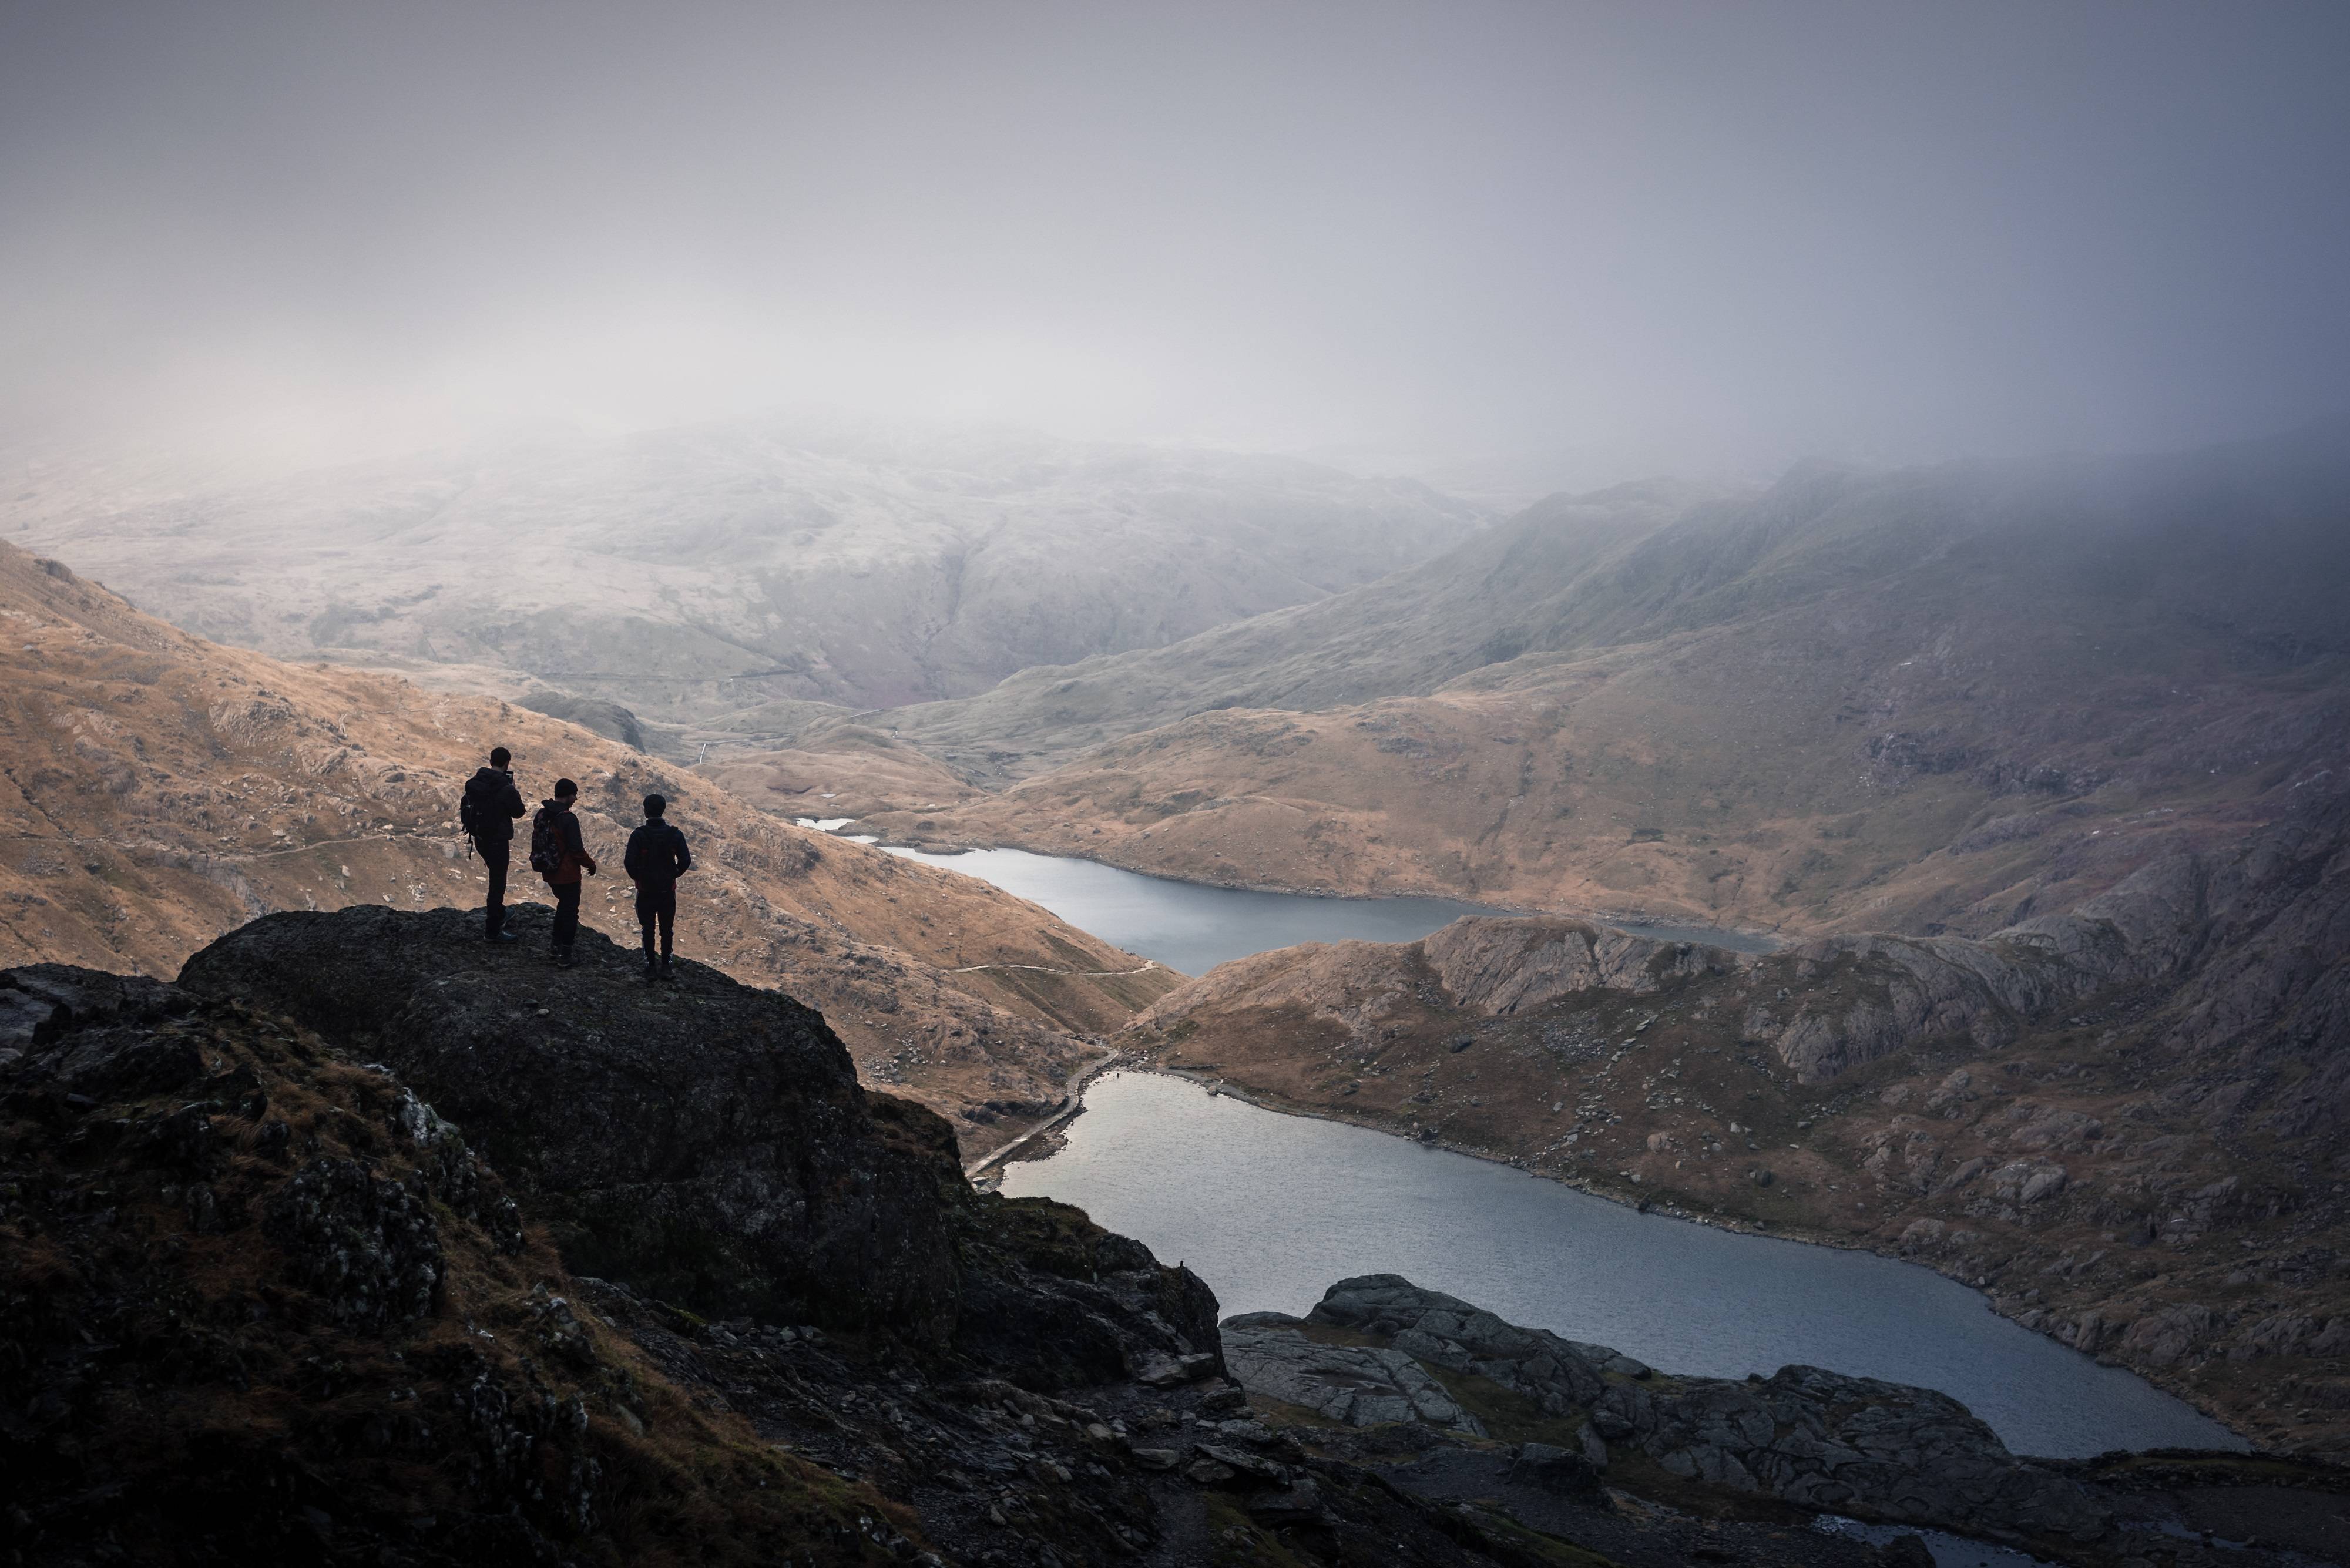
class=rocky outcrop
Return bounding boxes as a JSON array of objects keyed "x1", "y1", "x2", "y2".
[
  {"x1": 1419, "y1": 918, "x2": 1747, "y2": 1015},
  {"x1": 0, "y1": 937, "x2": 1251, "y2": 1565},
  {"x1": 1219, "y1": 1311, "x2": 1488, "y2": 1434},
  {"x1": 1751, "y1": 790, "x2": 2350, "y2": 1084},
  {"x1": 1227, "y1": 1277, "x2": 2112, "y2": 1548},
  {"x1": 176, "y1": 905, "x2": 1226, "y2": 1383},
  {"x1": 180, "y1": 904, "x2": 965, "y2": 1334},
  {"x1": 0, "y1": 963, "x2": 899, "y2": 1565}
]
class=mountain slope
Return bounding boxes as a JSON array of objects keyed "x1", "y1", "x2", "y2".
[
  {"x1": 862, "y1": 425, "x2": 2350, "y2": 937},
  {"x1": 0, "y1": 539, "x2": 1176, "y2": 1150},
  {"x1": 6, "y1": 419, "x2": 1488, "y2": 723}
]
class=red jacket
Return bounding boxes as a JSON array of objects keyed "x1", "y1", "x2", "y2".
[{"x1": 536, "y1": 800, "x2": 598, "y2": 886}]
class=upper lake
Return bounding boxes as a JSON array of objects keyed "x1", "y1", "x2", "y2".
[{"x1": 881, "y1": 844, "x2": 1777, "y2": 972}]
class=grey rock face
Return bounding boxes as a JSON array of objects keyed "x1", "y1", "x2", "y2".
[
  {"x1": 263, "y1": 1156, "x2": 448, "y2": 1328},
  {"x1": 1221, "y1": 1322, "x2": 1486, "y2": 1435},
  {"x1": 0, "y1": 965, "x2": 190, "y2": 1070},
  {"x1": 1420, "y1": 918, "x2": 1746, "y2": 1014},
  {"x1": 1236, "y1": 1276, "x2": 2112, "y2": 1546},
  {"x1": 1304, "y1": 1274, "x2": 1636, "y2": 1412},
  {"x1": 1748, "y1": 791, "x2": 2350, "y2": 1084}
]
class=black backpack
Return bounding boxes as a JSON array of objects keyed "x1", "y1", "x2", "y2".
[
  {"x1": 458, "y1": 777, "x2": 486, "y2": 839},
  {"x1": 529, "y1": 807, "x2": 565, "y2": 875}
]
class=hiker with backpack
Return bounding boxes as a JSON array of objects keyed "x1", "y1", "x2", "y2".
[
  {"x1": 459, "y1": 746, "x2": 528, "y2": 943},
  {"x1": 529, "y1": 778, "x2": 598, "y2": 968},
  {"x1": 622, "y1": 793, "x2": 693, "y2": 982}
]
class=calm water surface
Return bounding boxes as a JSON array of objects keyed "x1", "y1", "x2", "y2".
[
  {"x1": 882, "y1": 844, "x2": 1775, "y2": 971},
  {"x1": 1002, "y1": 1072, "x2": 2243, "y2": 1459}
]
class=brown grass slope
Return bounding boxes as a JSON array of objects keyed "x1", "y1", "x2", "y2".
[
  {"x1": 0, "y1": 541, "x2": 1175, "y2": 1151},
  {"x1": 870, "y1": 425, "x2": 2350, "y2": 939},
  {"x1": 1127, "y1": 786, "x2": 2350, "y2": 1457}
]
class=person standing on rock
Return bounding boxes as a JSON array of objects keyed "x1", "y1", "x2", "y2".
[
  {"x1": 459, "y1": 746, "x2": 527, "y2": 943},
  {"x1": 622, "y1": 792, "x2": 693, "y2": 982},
  {"x1": 529, "y1": 778, "x2": 597, "y2": 968}
]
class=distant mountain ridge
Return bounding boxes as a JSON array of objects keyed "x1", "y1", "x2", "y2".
[
  {"x1": 838, "y1": 422, "x2": 2350, "y2": 938},
  {"x1": 867, "y1": 421, "x2": 2350, "y2": 774},
  {"x1": 4, "y1": 418, "x2": 1489, "y2": 724}
]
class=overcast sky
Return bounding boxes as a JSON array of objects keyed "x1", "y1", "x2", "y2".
[{"x1": 3, "y1": 1, "x2": 2346, "y2": 488}]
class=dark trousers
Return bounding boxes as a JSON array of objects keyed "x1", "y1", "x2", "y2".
[
  {"x1": 636, "y1": 882, "x2": 676, "y2": 959},
  {"x1": 478, "y1": 838, "x2": 511, "y2": 935},
  {"x1": 551, "y1": 881, "x2": 582, "y2": 951}
]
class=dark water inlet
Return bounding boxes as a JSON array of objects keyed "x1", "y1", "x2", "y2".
[{"x1": 1003, "y1": 1072, "x2": 2244, "y2": 1459}]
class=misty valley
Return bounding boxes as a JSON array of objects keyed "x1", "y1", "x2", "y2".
[
  {"x1": 5, "y1": 7, "x2": 2349, "y2": 1566},
  {"x1": 8, "y1": 416, "x2": 2348, "y2": 1568}
]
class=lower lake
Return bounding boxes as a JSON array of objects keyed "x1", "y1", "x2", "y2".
[
  {"x1": 1002, "y1": 1072, "x2": 2245, "y2": 1460},
  {"x1": 885, "y1": 844, "x2": 2237, "y2": 1457}
]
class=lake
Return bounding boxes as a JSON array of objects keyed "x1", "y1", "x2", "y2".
[
  {"x1": 881, "y1": 844, "x2": 1777, "y2": 972},
  {"x1": 1002, "y1": 1071, "x2": 2245, "y2": 1459}
]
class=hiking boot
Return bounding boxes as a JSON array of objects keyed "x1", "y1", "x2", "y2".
[
  {"x1": 659, "y1": 956, "x2": 674, "y2": 981},
  {"x1": 643, "y1": 956, "x2": 660, "y2": 983},
  {"x1": 485, "y1": 928, "x2": 519, "y2": 944},
  {"x1": 555, "y1": 946, "x2": 575, "y2": 969}
]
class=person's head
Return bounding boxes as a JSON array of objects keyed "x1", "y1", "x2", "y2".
[
  {"x1": 553, "y1": 778, "x2": 578, "y2": 802},
  {"x1": 643, "y1": 793, "x2": 667, "y2": 820},
  {"x1": 489, "y1": 746, "x2": 511, "y2": 768}
]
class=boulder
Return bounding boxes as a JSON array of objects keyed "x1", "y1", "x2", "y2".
[
  {"x1": 1222, "y1": 1324, "x2": 1485, "y2": 1435},
  {"x1": 1271, "y1": 1276, "x2": 2111, "y2": 1545}
]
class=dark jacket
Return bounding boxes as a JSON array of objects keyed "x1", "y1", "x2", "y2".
[
  {"x1": 624, "y1": 821, "x2": 693, "y2": 887},
  {"x1": 462, "y1": 767, "x2": 526, "y2": 844},
  {"x1": 535, "y1": 800, "x2": 597, "y2": 885}
]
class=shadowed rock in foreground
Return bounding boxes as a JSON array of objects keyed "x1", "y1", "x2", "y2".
[
  {"x1": 5, "y1": 912, "x2": 2345, "y2": 1567},
  {"x1": 1233, "y1": 1277, "x2": 2106, "y2": 1540},
  {"x1": 1227, "y1": 1278, "x2": 2350, "y2": 1566}
]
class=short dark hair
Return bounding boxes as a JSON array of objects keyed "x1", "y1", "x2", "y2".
[
  {"x1": 489, "y1": 746, "x2": 511, "y2": 767},
  {"x1": 643, "y1": 793, "x2": 667, "y2": 818},
  {"x1": 553, "y1": 777, "x2": 578, "y2": 798}
]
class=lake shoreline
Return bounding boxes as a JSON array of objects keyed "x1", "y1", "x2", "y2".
[{"x1": 1013, "y1": 1062, "x2": 2258, "y2": 1455}]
